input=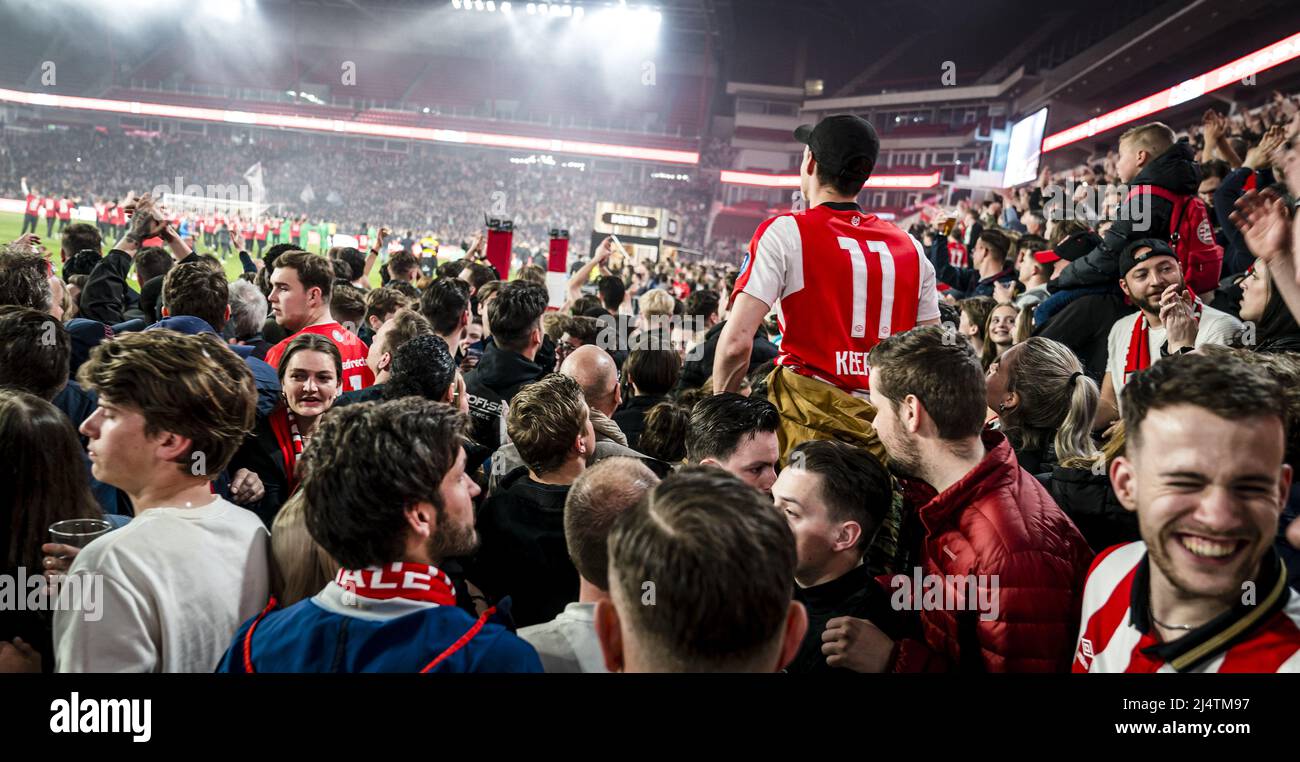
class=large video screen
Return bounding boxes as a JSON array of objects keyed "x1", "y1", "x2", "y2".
[{"x1": 1003, "y1": 107, "x2": 1049, "y2": 187}]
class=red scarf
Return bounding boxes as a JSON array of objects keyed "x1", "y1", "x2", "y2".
[
  {"x1": 335, "y1": 563, "x2": 457, "y2": 606},
  {"x1": 268, "y1": 406, "x2": 306, "y2": 493},
  {"x1": 1124, "y1": 297, "x2": 1204, "y2": 380}
]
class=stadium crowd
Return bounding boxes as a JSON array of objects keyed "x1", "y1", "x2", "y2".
[
  {"x1": 0, "y1": 126, "x2": 712, "y2": 255},
  {"x1": 3, "y1": 90, "x2": 1300, "y2": 674}
]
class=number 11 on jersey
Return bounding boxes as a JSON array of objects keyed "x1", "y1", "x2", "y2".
[{"x1": 837, "y1": 237, "x2": 896, "y2": 339}]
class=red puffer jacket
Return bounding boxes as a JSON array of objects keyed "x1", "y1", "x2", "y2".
[{"x1": 890, "y1": 430, "x2": 1094, "y2": 672}]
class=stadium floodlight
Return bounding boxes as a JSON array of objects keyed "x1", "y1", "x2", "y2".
[
  {"x1": 0, "y1": 86, "x2": 700, "y2": 165},
  {"x1": 719, "y1": 170, "x2": 941, "y2": 189},
  {"x1": 539, "y1": 2, "x2": 549, "y2": 14},
  {"x1": 486, "y1": 0, "x2": 495, "y2": 10},
  {"x1": 1043, "y1": 29, "x2": 1300, "y2": 153},
  {"x1": 475, "y1": 0, "x2": 484, "y2": 10},
  {"x1": 573, "y1": 5, "x2": 583, "y2": 17},
  {"x1": 501, "y1": 1, "x2": 511, "y2": 11},
  {"x1": 452, "y1": 0, "x2": 461, "y2": 7},
  {"x1": 557, "y1": 4, "x2": 571, "y2": 16},
  {"x1": 527, "y1": 2, "x2": 536, "y2": 13}
]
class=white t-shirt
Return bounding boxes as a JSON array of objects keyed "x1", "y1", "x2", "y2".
[
  {"x1": 517, "y1": 601, "x2": 607, "y2": 674},
  {"x1": 54, "y1": 496, "x2": 271, "y2": 673},
  {"x1": 1105, "y1": 305, "x2": 1242, "y2": 399}
]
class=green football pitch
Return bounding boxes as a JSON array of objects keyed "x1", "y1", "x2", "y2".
[{"x1": 0, "y1": 211, "x2": 386, "y2": 288}]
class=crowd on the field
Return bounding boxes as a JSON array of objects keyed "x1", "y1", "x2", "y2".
[{"x1": 3, "y1": 80, "x2": 1300, "y2": 674}]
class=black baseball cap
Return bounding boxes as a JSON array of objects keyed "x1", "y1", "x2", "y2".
[
  {"x1": 794, "y1": 114, "x2": 879, "y2": 182},
  {"x1": 1119, "y1": 238, "x2": 1177, "y2": 278},
  {"x1": 1053, "y1": 230, "x2": 1102, "y2": 262}
]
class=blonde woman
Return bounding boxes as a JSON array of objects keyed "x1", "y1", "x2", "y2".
[
  {"x1": 985, "y1": 336, "x2": 1100, "y2": 474},
  {"x1": 270, "y1": 491, "x2": 339, "y2": 608}
]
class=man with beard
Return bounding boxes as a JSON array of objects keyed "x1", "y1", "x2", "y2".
[
  {"x1": 1095, "y1": 239, "x2": 1240, "y2": 429},
  {"x1": 217, "y1": 399, "x2": 542, "y2": 673},
  {"x1": 820, "y1": 326, "x2": 1092, "y2": 672},
  {"x1": 1075, "y1": 353, "x2": 1300, "y2": 672}
]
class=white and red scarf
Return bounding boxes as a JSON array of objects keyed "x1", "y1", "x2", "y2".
[{"x1": 334, "y1": 563, "x2": 457, "y2": 606}]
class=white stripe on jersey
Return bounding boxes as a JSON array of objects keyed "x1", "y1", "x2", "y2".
[
  {"x1": 742, "y1": 215, "x2": 803, "y2": 308},
  {"x1": 1075, "y1": 542, "x2": 1147, "y2": 649},
  {"x1": 1089, "y1": 612, "x2": 1144, "y2": 673}
]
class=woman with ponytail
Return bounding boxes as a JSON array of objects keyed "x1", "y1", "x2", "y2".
[{"x1": 985, "y1": 336, "x2": 1100, "y2": 474}]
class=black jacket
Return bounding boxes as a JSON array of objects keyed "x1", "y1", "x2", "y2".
[
  {"x1": 465, "y1": 466, "x2": 576, "y2": 629},
  {"x1": 1034, "y1": 290, "x2": 1135, "y2": 382},
  {"x1": 1039, "y1": 465, "x2": 1139, "y2": 553},
  {"x1": 1057, "y1": 140, "x2": 1201, "y2": 289},
  {"x1": 79, "y1": 249, "x2": 141, "y2": 326},
  {"x1": 679, "y1": 320, "x2": 779, "y2": 390},
  {"x1": 463, "y1": 340, "x2": 546, "y2": 452},
  {"x1": 789, "y1": 564, "x2": 909, "y2": 674},
  {"x1": 612, "y1": 393, "x2": 669, "y2": 450},
  {"x1": 333, "y1": 382, "x2": 386, "y2": 407},
  {"x1": 228, "y1": 411, "x2": 293, "y2": 527},
  {"x1": 1215, "y1": 166, "x2": 1277, "y2": 278}
]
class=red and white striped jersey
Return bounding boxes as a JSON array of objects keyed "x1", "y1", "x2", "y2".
[
  {"x1": 1074, "y1": 542, "x2": 1300, "y2": 673},
  {"x1": 731, "y1": 202, "x2": 940, "y2": 394}
]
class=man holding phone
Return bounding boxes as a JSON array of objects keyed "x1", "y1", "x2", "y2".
[
  {"x1": 714, "y1": 114, "x2": 941, "y2": 463},
  {"x1": 1094, "y1": 239, "x2": 1241, "y2": 430}
]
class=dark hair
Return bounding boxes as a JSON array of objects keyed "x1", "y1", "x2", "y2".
[
  {"x1": 787, "y1": 439, "x2": 891, "y2": 549},
  {"x1": 277, "y1": 333, "x2": 343, "y2": 386},
  {"x1": 959, "y1": 296, "x2": 996, "y2": 343},
  {"x1": 163, "y1": 261, "x2": 229, "y2": 331},
  {"x1": 78, "y1": 330, "x2": 256, "y2": 477},
  {"x1": 937, "y1": 300, "x2": 959, "y2": 328},
  {"x1": 1201, "y1": 159, "x2": 1232, "y2": 182},
  {"x1": 330, "y1": 283, "x2": 367, "y2": 330},
  {"x1": 0, "y1": 247, "x2": 51, "y2": 311},
  {"x1": 977, "y1": 229, "x2": 1011, "y2": 265},
  {"x1": 607, "y1": 466, "x2": 797, "y2": 671},
  {"x1": 488, "y1": 280, "x2": 548, "y2": 352},
  {"x1": 419, "y1": 277, "x2": 471, "y2": 335},
  {"x1": 388, "y1": 250, "x2": 419, "y2": 280},
  {"x1": 263, "y1": 243, "x2": 302, "y2": 270},
  {"x1": 382, "y1": 334, "x2": 456, "y2": 403},
  {"x1": 337, "y1": 247, "x2": 366, "y2": 281},
  {"x1": 507, "y1": 373, "x2": 588, "y2": 474},
  {"x1": 331, "y1": 259, "x2": 353, "y2": 283},
  {"x1": 625, "y1": 348, "x2": 681, "y2": 395},
  {"x1": 1121, "y1": 351, "x2": 1285, "y2": 451},
  {"x1": 437, "y1": 259, "x2": 467, "y2": 281},
  {"x1": 564, "y1": 457, "x2": 658, "y2": 590},
  {"x1": 597, "y1": 275, "x2": 625, "y2": 312},
  {"x1": 63, "y1": 249, "x2": 102, "y2": 281},
  {"x1": 814, "y1": 158, "x2": 871, "y2": 197},
  {"x1": 134, "y1": 246, "x2": 173, "y2": 285},
  {"x1": 301, "y1": 399, "x2": 468, "y2": 568},
  {"x1": 60, "y1": 223, "x2": 101, "y2": 260},
  {"x1": 0, "y1": 390, "x2": 100, "y2": 571},
  {"x1": 561, "y1": 314, "x2": 602, "y2": 345},
  {"x1": 683, "y1": 290, "x2": 720, "y2": 322},
  {"x1": 0, "y1": 306, "x2": 70, "y2": 400},
  {"x1": 363, "y1": 286, "x2": 411, "y2": 325},
  {"x1": 686, "y1": 392, "x2": 779, "y2": 463},
  {"x1": 388, "y1": 279, "x2": 420, "y2": 301},
  {"x1": 638, "y1": 400, "x2": 691, "y2": 463},
  {"x1": 869, "y1": 325, "x2": 987, "y2": 439},
  {"x1": 572, "y1": 294, "x2": 603, "y2": 316},
  {"x1": 275, "y1": 250, "x2": 334, "y2": 300},
  {"x1": 464, "y1": 262, "x2": 498, "y2": 292}
]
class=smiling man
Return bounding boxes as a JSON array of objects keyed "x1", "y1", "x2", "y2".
[{"x1": 1075, "y1": 352, "x2": 1300, "y2": 673}]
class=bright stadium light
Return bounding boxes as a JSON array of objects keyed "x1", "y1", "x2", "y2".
[
  {"x1": 501, "y1": 1, "x2": 511, "y2": 11},
  {"x1": 486, "y1": 0, "x2": 495, "y2": 10},
  {"x1": 527, "y1": 2, "x2": 536, "y2": 13},
  {"x1": 475, "y1": 0, "x2": 484, "y2": 10},
  {"x1": 573, "y1": 5, "x2": 584, "y2": 17},
  {"x1": 0, "y1": 86, "x2": 700, "y2": 165},
  {"x1": 451, "y1": 0, "x2": 461, "y2": 7},
  {"x1": 539, "y1": 2, "x2": 549, "y2": 14},
  {"x1": 1043, "y1": 29, "x2": 1300, "y2": 152}
]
